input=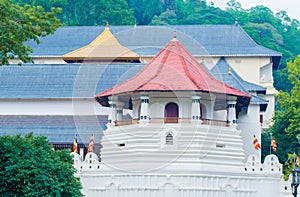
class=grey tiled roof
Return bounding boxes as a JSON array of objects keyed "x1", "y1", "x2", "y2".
[
  {"x1": 211, "y1": 57, "x2": 268, "y2": 105},
  {"x1": 0, "y1": 59, "x2": 268, "y2": 143},
  {"x1": 0, "y1": 64, "x2": 144, "y2": 98},
  {"x1": 0, "y1": 60, "x2": 266, "y2": 102},
  {"x1": 0, "y1": 115, "x2": 106, "y2": 144},
  {"x1": 26, "y1": 25, "x2": 282, "y2": 59}
]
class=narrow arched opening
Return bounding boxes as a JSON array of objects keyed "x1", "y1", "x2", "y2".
[
  {"x1": 164, "y1": 102, "x2": 179, "y2": 123},
  {"x1": 166, "y1": 133, "x2": 173, "y2": 145}
]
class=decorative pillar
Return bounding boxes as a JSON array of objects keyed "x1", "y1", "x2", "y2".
[
  {"x1": 139, "y1": 94, "x2": 149, "y2": 124},
  {"x1": 107, "y1": 96, "x2": 117, "y2": 127},
  {"x1": 191, "y1": 94, "x2": 202, "y2": 123},
  {"x1": 79, "y1": 148, "x2": 84, "y2": 160},
  {"x1": 116, "y1": 102, "x2": 124, "y2": 121},
  {"x1": 227, "y1": 96, "x2": 237, "y2": 127}
]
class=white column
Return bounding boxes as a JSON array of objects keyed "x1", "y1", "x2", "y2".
[
  {"x1": 116, "y1": 102, "x2": 124, "y2": 121},
  {"x1": 227, "y1": 96, "x2": 237, "y2": 127},
  {"x1": 79, "y1": 148, "x2": 84, "y2": 160},
  {"x1": 107, "y1": 96, "x2": 117, "y2": 127},
  {"x1": 139, "y1": 94, "x2": 149, "y2": 124},
  {"x1": 204, "y1": 94, "x2": 216, "y2": 119},
  {"x1": 191, "y1": 94, "x2": 202, "y2": 123}
]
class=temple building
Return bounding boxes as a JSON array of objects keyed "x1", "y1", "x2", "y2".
[
  {"x1": 21, "y1": 24, "x2": 280, "y2": 131},
  {"x1": 0, "y1": 24, "x2": 291, "y2": 196},
  {"x1": 94, "y1": 33, "x2": 252, "y2": 171},
  {"x1": 74, "y1": 32, "x2": 288, "y2": 197}
]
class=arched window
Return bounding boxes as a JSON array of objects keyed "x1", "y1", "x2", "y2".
[
  {"x1": 166, "y1": 133, "x2": 173, "y2": 145},
  {"x1": 165, "y1": 102, "x2": 179, "y2": 123}
]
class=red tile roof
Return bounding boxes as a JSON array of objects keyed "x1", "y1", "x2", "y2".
[{"x1": 95, "y1": 37, "x2": 251, "y2": 99}]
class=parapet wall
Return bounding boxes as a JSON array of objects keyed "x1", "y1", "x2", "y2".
[
  {"x1": 244, "y1": 154, "x2": 282, "y2": 174},
  {"x1": 72, "y1": 153, "x2": 291, "y2": 197}
]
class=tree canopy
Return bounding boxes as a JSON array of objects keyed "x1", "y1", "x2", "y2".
[
  {"x1": 0, "y1": 133, "x2": 83, "y2": 197},
  {"x1": 13, "y1": 0, "x2": 135, "y2": 26},
  {"x1": 0, "y1": 0, "x2": 62, "y2": 65}
]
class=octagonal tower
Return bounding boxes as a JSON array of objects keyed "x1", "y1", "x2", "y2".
[{"x1": 95, "y1": 33, "x2": 251, "y2": 173}]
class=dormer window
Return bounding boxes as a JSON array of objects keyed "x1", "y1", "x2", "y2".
[{"x1": 166, "y1": 133, "x2": 173, "y2": 145}]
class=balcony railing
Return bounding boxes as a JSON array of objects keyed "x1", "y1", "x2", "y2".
[
  {"x1": 115, "y1": 118, "x2": 139, "y2": 126},
  {"x1": 201, "y1": 119, "x2": 228, "y2": 127},
  {"x1": 114, "y1": 118, "x2": 229, "y2": 127}
]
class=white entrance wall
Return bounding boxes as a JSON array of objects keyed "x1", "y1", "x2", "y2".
[{"x1": 73, "y1": 153, "x2": 290, "y2": 197}]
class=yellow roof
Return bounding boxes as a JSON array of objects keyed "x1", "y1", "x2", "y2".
[{"x1": 62, "y1": 26, "x2": 140, "y2": 61}]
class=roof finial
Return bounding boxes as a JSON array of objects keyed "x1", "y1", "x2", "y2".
[
  {"x1": 172, "y1": 30, "x2": 177, "y2": 41},
  {"x1": 106, "y1": 21, "x2": 109, "y2": 28},
  {"x1": 228, "y1": 67, "x2": 232, "y2": 75}
]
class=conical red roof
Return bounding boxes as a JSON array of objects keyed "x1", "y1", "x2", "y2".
[{"x1": 95, "y1": 37, "x2": 250, "y2": 99}]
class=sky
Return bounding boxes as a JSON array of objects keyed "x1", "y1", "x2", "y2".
[{"x1": 212, "y1": 0, "x2": 300, "y2": 21}]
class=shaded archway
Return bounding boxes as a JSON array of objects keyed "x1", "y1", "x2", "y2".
[{"x1": 165, "y1": 102, "x2": 179, "y2": 123}]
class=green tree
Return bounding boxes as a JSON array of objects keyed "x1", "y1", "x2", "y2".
[
  {"x1": 12, "y1": 0, "x2": 67, "y2": 12},
  {"x1": 226, "y1": 0, "x2": 242, "y2": 11},
  {"x1": 243, "y1": 22, "x2": 283, "y2": 49},
  {"x1": 0, "y1": 133, "x2": 83, "y2": 196},
  {"x1": 150, "y1": 9, "x2": 177, "y2": 25},
  {"x1": 100, "y1": 0, "x2": 135, "y2": 25},
  {"x1": 13, "y1": 0, "x2": 135, "y2": 26},
  {"x1": 283, "y1": 153, "x2": 299, "y2": 180},
  {"x1": 127, "y1": 0, "x2": 164, "y2": 25},
  {"x1": 273, "y1": 67, "x2": 293, "y2": 92},
  {"x1": 269, "y1": 55, "x2": 300, "y2": 174},
  {"x1": 0, "y1": 0, "x2": 62, "y2": 65},
  {"x1": 153, "y1": 0, "x2": 234, "y2": 25},
  {"x1": 247, "y1": 6, "x2": 281, "y2": 27}
]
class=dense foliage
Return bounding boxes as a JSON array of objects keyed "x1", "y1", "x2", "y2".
[
  {"x1": 12, "y1": 0, "x2": 135, "y2": 26},
  {"x1": 0, "y1": 133, "x2": 83, "y2": 197},
  {"x1": 0, "y1": 0, "x2": 62, "y2": 65}
]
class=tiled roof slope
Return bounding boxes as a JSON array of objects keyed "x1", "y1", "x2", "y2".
[
  {"x1": 211, "y1": 57, "x2": 268, "y2": 105},
  {"x1": 96, "y1": 38, "x2": 251, "y2": 100},
  {"x1": 0, "y1": 64, "x2": 144, "y2": 98},
  {"x1": 0, "y1": 115, "x2": 106, "y2": 143},
  {"x1": 26, "y1": 25, "x2": 281, "y2": 59}
]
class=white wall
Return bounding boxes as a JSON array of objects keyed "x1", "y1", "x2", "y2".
[
  {"x1": 238, "y1": 104, "x2": 262, "y2": 161},
  {"x1": 73, "y1": 153, "x2": 288, "y2": 197},
  {"x1": 0, "y1": 98, "x2": 109, "y2": 115},
  {"x1": 260, "y1": 63, "x2": 273, "y2": 83},
  {"x1": 225, "y1": 57, "x2": 271, "y2": 85},
  {"x1": 9, "y1": 57, "x2": 67, "y2": 64},
  {"x1": 213, "y1": 110, "x2": 227, "y2": 121},
  {"x1": 260, "y1": 89, "x2": 278, "y2": 129}
]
